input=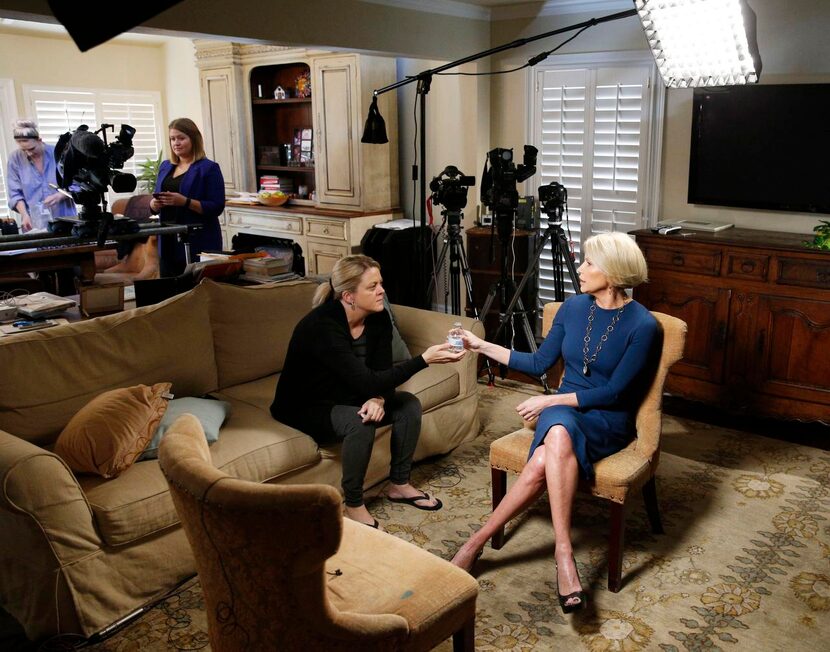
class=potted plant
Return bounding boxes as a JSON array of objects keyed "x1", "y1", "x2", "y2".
[
  {"x1": 136, "y1": 151, "x2": 163, "y2": 194},
  {"x1": 805, "y1": 220, "x2": 830, "y2": 251}
]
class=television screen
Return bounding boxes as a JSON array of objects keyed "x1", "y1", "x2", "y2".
[{"x1": 688, "y1": 84, "x2": 830, "y2": 214}]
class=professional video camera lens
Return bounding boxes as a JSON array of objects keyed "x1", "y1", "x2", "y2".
[{"x1": 500, "y1": 150, "x2": 512, "y2": 162}]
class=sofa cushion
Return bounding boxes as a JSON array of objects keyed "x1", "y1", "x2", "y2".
[
  {"x1": 0, "y1": 285, "x2": 218, "y2": 444},
  {"x1": 397, "y1": 364, "x2": 459, "y2": 412},
  {"x1": 202, "y1": 279, "x2": 318, "y2": 389},
  {"x1": 139, "y1": 397, "x2": 231, "y2": 461},
  {"x1": 54, "y1": 383, "x2": 171, "y2": 478},
  {"x1": 80, "y1": 397, "x2": 319, "y2": 546}
]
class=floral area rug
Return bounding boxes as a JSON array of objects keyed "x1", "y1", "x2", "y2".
[{"x1": 89, "y1": 380, "x2": 830, "y2": 651}]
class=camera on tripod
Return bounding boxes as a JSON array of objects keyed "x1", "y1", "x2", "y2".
[
  {"x1": 538, "y1": 181, "x2": 568, "y2": 222},
  {"x1": 481, "y1": 145, "x2": 538, "y2": 240},
  {"x1": 53, "y1": 123, "x2": 139, "y2": 245},
  {"x1": 430, "y1": 165, "x2": 475, "y2": 224}
]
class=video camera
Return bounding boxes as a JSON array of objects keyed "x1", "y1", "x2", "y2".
[
  {"x1": 538, "y1": 181, "x2": 568, "y2": 222},
  {"x1": 429, "y1": 165, "x2": 475, "y2": 221},
  {"x1": 53, "y1": 123, "x2": 138, "y2": 245},
  {"x1": 481, "y1": 145, "x2": 537, "y2": 240}
]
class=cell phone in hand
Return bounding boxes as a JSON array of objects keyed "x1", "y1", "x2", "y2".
[{"x1": 152, "y1": 192, "x2": 163, "y2": 199}]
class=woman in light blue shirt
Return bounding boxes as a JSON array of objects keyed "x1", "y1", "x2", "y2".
[{"x1": 7, "y1": 120, "x2": 76, "y2": 231}]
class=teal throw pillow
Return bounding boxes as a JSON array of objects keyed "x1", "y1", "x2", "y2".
[
  {"x1": 384, "y1": 295, "x2": 412, "y2": 363},
  {"x1": 139, "y1": 397, "x2": 231, "y2": 461}
]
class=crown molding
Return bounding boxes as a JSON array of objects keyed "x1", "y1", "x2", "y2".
[
  {"x1": 493, "y1": 1, "x2": 633, "y2": 21},
  {"x1": 359, "y1": 0, "x2": 490, "y2": 21}
]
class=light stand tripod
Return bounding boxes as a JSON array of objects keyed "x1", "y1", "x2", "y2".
[{"x1": 488, "y1": 182, "x2": 582, "y2": 387}]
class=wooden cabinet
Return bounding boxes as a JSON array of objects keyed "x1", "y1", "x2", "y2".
[
  {"x1": 222, "y1": 203, "x2": 398, "y2": 275},
  {"x1": 632, "y1": 228, "x2": 830, "y2": 421},
  {"x1": 194, "y1": 43, "x2": 399, "y2": 213},
  {"x1": 465, "y1": 227, "x2": 538, "y2": 351}
]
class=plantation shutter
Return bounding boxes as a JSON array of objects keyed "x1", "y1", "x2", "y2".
[
  {"x1": 534, "y1": 64, "x2": 653, "y2": 304},
  {"x1": 0, "y1": 151, "x2": 8, "y2": 219},
  {"x1": 26, "y1": 86, "x2": 162, "y2": 201}
]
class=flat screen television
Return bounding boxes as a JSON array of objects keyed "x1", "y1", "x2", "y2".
[{"x1": 688, "y1": 84, "x2": 830, "y2": 214}]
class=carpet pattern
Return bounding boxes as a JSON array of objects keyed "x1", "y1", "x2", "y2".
[{"x1": 89, "y1": 380, "x2": 830, "y2": 651}]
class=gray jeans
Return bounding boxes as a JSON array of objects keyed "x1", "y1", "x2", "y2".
[{"x1": 329, "y1": 391, "x2": 422, "y2": 507}]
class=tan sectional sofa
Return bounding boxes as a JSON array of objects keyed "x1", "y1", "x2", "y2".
[{"x1": 0, "y1": 279, "x2": 484, "y2": 642}]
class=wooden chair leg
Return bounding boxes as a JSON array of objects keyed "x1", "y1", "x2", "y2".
[
  {"x1": 452, "y1": 615, "x2": 475, "y2": 652},
  {"x1": 642, "y1": 476, "x2": 664, "y2": 535},
  {"x1": 490, "y1": 467, "x2": 507, "y2": 550},
  {"x1": 608, "y1": 502, "x2": 626, "y2": 593}
]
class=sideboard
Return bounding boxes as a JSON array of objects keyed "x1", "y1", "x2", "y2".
[
  {"x1": 220, "y1": 201, "x2": 398, "y2": 275},
  {"x1": 631, "y1": 227, "x2": 830, "y2": 422}
]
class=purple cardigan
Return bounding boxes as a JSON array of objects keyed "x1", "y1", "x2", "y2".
[{"x1": 155, "y1": 157, "x2": 226, "y2": 264}]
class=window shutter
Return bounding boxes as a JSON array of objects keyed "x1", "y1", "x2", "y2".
[
  {"x1": 27, "y1": 89, "x2": 98, "y2": 146},
  {"x1": 0, "y1": 152, "x2": 8, "y2": 219},
  {"x1": 533, "y1": 63, "x2": 653, "y2": 305},
  {"x1": 590, "y1": 67, "x2": 650, "y2": 236}
]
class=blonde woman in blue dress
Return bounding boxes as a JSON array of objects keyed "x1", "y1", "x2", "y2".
[{"x1": 451, "y1": 232, "x2": 657, "y2": 613}]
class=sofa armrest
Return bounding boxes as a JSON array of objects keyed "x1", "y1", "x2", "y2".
[
  {"x1": 0, "y1": 430, "x2": 102, "y2": 563},
  {"x1": 391, "y1": 305, "x2": 484, "y2": 397}
]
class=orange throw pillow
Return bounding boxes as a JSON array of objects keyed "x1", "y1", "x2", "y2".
[{"x1": 54, "y1": 383, "x2": 172, "y2": 478}]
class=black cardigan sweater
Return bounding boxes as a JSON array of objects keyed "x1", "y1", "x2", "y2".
[{"x1": 270, "y1": 299, "x2": 428, "y2": 442}]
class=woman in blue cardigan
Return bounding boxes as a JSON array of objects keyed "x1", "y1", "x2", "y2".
[{"x1": 149, "y1": 118, "x2": 225, "y2": 276}]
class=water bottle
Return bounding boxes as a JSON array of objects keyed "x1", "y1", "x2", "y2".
[{"x1": 448, "y1": 322, "x2": 464, "y2": 353}]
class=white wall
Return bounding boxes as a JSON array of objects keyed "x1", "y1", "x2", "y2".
[
  {"x1": 395, "y1": 59, "x2": 489, "y2": 228},
  {"x1": 163, "y1": 38, "x2": 203, "y2": 137}
]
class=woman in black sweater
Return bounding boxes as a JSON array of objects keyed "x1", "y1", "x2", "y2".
[{"x1": 271, "y1": 255, "x2": 465, "y2": 528}]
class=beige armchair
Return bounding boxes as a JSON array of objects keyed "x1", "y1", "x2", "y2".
[
  {"x1": 489, "y1": 302, "x2": 687, "y2": 592},
  {"x1": 159, "y1": 414, "x2": 478, "y2": 651}
]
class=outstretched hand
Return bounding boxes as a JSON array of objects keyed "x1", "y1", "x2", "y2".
[
  {"x1": 460, "y1": 329, "x2": 486, "y2": 351},
  {"x1": 422, "y1": 342, "x2": 467, "y2": 364}
]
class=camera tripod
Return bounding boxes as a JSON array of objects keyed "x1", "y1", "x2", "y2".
[
  {"x1": 484, "y1": 207, "x2": 582, "y2": 387},
  {"x1": 430, "y1": 211, "x2": 475, "y2": 316}
]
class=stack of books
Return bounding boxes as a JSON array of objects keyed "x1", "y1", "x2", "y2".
[
  {"x1": 260, "y1": 175, "x2": 280, "y2": 192},
  {"x1": 240, "y1": 255, "x2": 298, "y2": 284}
]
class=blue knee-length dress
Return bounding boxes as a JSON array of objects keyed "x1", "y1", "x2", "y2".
[{"x1": 509, "y1": 294, "x2": 658, "y2": 479}]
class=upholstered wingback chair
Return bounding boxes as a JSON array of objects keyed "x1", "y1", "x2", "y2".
[
  {"x1": 489, "y1": 302, "x2": 687, "y2": 592},
  {"x1": 159, "y1": 414, "x2": 478, "y2": 651}
]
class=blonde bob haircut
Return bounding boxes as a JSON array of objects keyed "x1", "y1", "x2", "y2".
[
  {"x1": 583, "y1": 232, "x2": 648, "y2": 289},
  {"x1": 168, "y1": 118, "x2": 206, "y2": 164},
  {"x1": 313, "y1": 254, "x2": 381, "y2": 308}
]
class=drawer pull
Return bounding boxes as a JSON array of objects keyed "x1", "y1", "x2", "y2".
[
  {"x1": 672, "y1": 255, "x2": 684, "y2": 266},
  {"x1": 323, "y1": 227, "x2": 330, "y2": 235},
  {"x1": 740, "y1": 260, "x2": 756, "y2": 273},
  {"x1": 286, "y1": 223, "x2": 293, "y2": 230}
]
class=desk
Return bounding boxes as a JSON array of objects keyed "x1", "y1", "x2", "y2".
[
  {"x1": 0, "y1": 224, "x2": 189, "y2": 291},
  {"x1": 0, "y1": 243, "x2": 109, "y2": 283}
]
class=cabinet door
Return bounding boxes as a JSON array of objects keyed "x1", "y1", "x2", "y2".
[
  {"x1": 307, "y1": 240, "x2": 350, "y2": 276},
  {"x1": 313, "y1": 57, "x2": 360, "y2": 207},
  {"x1": 200, "y1": 68, "x2": 242, "y2": 192},
  {"x1": 636, "y1": 279, "x2": 731, "y2": 385},
  {"x1": 752, "y1": 295, "x2": 830, "y2": 411}
]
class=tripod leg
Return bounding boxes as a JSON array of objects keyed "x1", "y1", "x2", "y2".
[
  {"x1": 457, "y1": 239, "x2": 494, "y2": 381},
  {"x1": 429, "y1": 237, "x2": 450, "y2": 311},
  {"x1": 478, "y1": 281, "x2": 502, "y2": 385},
  {"x1": 555, "y1": 229, "x2": 582, "y2": 295},
  {"x1": 513, "y1": 295, "x2": 550, "y2": 393}
]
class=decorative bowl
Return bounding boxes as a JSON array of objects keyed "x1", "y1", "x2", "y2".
[{"x1": 257, "y1": 193, "x2": 289, "y2": 207}]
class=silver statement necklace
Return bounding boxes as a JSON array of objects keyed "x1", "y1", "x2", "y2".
[{"x1": 582, "y1": 301, "x2": 626, "y2": 376}]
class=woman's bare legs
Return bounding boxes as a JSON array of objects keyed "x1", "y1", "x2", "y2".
[
  {"x1": 543, "y1": 425, "x2": 582, "y2": 606},
  {"x1": 451, "y1": 445, "x2": 548, "y2": 571}
]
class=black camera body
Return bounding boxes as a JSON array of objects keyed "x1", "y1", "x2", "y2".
[
  {"x1": 430, "y1": 166, "x2": 475, "y2": 217},
  {"x1": 53, "y1": 123, "x2": 139, "y2": 246},
  {"x1": 538, "y1": 181, "x2": 568, "y2": 221},
  {"x1": 55, "y1": 123, "x2": 137, "y2": 210},
  {"x1": 481, "y1": 145, "x2": 538, "y2": 240}
]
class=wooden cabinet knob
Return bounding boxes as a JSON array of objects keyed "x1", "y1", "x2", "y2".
[
  {"x1": 672, "y1": 255, "x2": 684, "y2": 266},
  {"x1": 323, "y1": 227, "x2": 329, "y2": 235},
  {"x1": 741, "y1": 260, "x2": 755, "y2": 273}
]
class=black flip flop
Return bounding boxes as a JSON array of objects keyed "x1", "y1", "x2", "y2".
[{"x1": 387, "y1": 491, "x2": 443, "y2": 511}]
